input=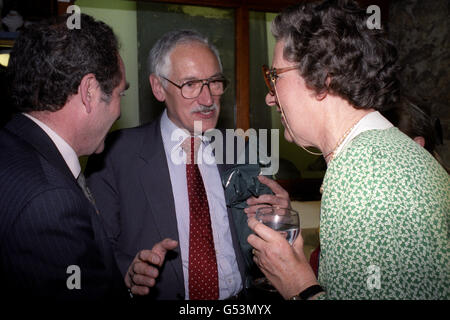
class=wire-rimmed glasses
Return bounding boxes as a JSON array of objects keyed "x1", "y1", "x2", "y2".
[{"x1": 161, "y1": 76, "x2": 228, "y2": 99}]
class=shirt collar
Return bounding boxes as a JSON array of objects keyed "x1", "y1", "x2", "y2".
[
  {"x1": 23, "y1": 113, "x2": 81, "y2": 178},
  {"x1": 160, "y1": 109, "x2": 211, "y2": 152},
  {"x1": 334, "y1": 111, "x2": 393, "y2": 158}
]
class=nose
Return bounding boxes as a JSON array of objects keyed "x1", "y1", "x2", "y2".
[
  {"x1": 265, "y1": 91, "x2": 277, "y2": 108},
  {"x1": 197, "y1": 83, "x2": 213, "y2": 106}
]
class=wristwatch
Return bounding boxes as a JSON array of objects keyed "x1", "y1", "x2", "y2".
[{"x1": 289, "y1": 284, "x2": 324, "y2": 300}]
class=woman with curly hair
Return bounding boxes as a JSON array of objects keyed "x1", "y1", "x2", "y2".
[{"x1": 247, "y1": 0, "x2": 449, "y2": 300}]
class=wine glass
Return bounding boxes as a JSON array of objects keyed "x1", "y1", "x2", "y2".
[{"x1": 252, "y1": 206, "x2": 300, "y2": 292}]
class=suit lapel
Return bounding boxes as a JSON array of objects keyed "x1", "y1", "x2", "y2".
[
  {"x1": 137, "y1": 119, "x2": 184, "y2": 287},
  {"x1": 136, "y1": 121, "x2": 247, "y2": 289},
  {"x1": 6, "y1": 114, "x2": 123, "y2": 288}
]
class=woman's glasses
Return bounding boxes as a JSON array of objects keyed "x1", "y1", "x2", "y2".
[
  {"x1": 261, "y1": 64, "x2": 323, "y2": 156},
  {"x1": 262, "y1": 64, "x2": 300, "y2": 96}
]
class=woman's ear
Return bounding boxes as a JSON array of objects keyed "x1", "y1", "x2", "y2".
[
  {"x1": 316, "y1": 91, "x2": 327, "y2": 101},
  {"x1": 316, "y1": 76, "x2": 331, "y2": 101},
  {"x1": 149, "y1": 74, "x2": 166, "y2": 102},
  {"x1": 413, "y1": 136, "x2": 426, "y2": 148}
]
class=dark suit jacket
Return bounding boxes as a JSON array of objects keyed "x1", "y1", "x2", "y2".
[
  {"x1": 86, "y1": 117, "x2": 248, "y2": 300},
  {"x1": 0, "y1": 114, "x2": 126, "y2": 301}
]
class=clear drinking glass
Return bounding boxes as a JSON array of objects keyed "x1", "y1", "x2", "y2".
[{"x1": 252, "y1": 206, "x2": 300, "y2": 292}]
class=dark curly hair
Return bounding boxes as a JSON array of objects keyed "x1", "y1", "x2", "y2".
[
  {"x1": 272, "y1": 0, "x2": 400, "y2": 111},
  {"x1": 382, "y1": 96, "x2": 442, "y2": 153},
  {"x1": 382, "y1": 96, "x2": 449, "y2": 173},
  {"x1": 7, "y1": 13, "x2": 122, "y2": 112}
]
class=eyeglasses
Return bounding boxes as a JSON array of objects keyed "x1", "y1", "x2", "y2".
[
  {"x1": 161, "y1": 76, "x2": 228, "y2": 99},
  {"x1": 262, "y1": 64, "x2": 300, "y2": 96},
  {"x1": 262, "y1": 64, "x2": 323, "y2": 156}
]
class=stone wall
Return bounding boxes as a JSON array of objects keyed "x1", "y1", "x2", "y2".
[{"x1": 388, "y1": 0, "x2": 450, "y2": 167}]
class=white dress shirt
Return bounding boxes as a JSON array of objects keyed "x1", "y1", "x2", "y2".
[
  {"x1": 23, "y1": 113, "x2": 81, "y2": 178},
  {"x1": 160, "y1": 110, "x2": 242, "y2": 300}
]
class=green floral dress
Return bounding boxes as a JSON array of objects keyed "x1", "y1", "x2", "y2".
[{"x1": 318, "y1": 127, "x2": 449, "y2": 299}]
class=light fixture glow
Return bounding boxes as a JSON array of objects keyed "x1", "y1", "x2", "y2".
[{"x1": 0, "y1": 53, "x2": 10, "y2": 67}]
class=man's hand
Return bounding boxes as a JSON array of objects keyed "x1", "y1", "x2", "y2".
[
  {"x1": 244, "y1": 176, "x2": 290, "y2": 217},
  {"x1": 125, "y1": 238, "x2": 178, "y2": 295}
]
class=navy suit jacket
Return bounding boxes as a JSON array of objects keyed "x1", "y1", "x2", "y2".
[
  {"x1": 86, "y1": 117, "x2": 248, "y2": 300},
  {"x1": 0, "y1": 114, "x2": 126, "y2": 301}
]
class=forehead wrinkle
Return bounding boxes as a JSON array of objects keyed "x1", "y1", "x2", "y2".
[
  {"x1": 169, "y1": 43, "x2": 220, "y2": 79},
  {"x1": 179, "y1": 72, "x2": 224, "y2": 82}
]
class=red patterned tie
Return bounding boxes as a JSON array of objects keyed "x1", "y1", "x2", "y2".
[{"x1": 183, "y1": 136, "x2": 219, "y2": 300}]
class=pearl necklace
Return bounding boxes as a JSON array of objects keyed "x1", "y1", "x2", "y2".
[
  {"x1": 323, "y1": 121, "x2": 359, "y2": 162},
  {"x1": 320, "y1": 120, "x2": 360, "y2": 194}
]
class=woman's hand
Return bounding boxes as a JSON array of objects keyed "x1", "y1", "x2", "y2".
[
  {"x1": 244, "y1": 176, "x2": 291, "y2": 218},
  {"x1": 247, "y1": 217, "x2": 318, "y2": 299}
]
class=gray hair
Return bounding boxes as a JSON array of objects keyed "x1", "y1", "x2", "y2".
[{"x1": 148, "y1": 29, "x2": 223, "y2": 82}]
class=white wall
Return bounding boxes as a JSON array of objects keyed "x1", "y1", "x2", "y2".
[{"x1": 76, "y1": 0, "x2": 139, "y2": 130}]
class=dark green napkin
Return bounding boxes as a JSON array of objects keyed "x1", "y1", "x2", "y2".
[{"x1": 221, "y1": 164, "x2": 274, "y2": 284}]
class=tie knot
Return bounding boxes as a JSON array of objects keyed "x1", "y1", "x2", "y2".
[
  {"x1": 181, "y1": 136, "x2": 202, "y2": 164},
  {"x1": 77, "y1": 172, "x2": 98, "y2": 213}
]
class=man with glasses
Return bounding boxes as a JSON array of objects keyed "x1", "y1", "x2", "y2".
[{"x1": 86, "y1": 30, "x2": 247, "y2": 300}]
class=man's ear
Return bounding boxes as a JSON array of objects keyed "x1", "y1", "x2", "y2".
[
  {"x1": 79, "y1": 73, "x2": 97, "y2": 113},
  {"x1": 413, "y1": 136, "x2": 426, "y2": 148},
  {"x1": 149, "y1": 74, "x2": 166, "y2": 102}
]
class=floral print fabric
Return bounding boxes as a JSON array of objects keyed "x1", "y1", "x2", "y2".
[{"x1": 318, "y1": 128, "x2": 449, "y2": 299}]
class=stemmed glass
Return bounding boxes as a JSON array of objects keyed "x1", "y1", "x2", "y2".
[{"x1": 252, "y1": 206, "x2": 300, "y2": 292}]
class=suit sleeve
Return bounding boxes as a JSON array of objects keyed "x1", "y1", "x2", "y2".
[{"x1": 2, "y1": 187, "x2": 114, "y2": 300}]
